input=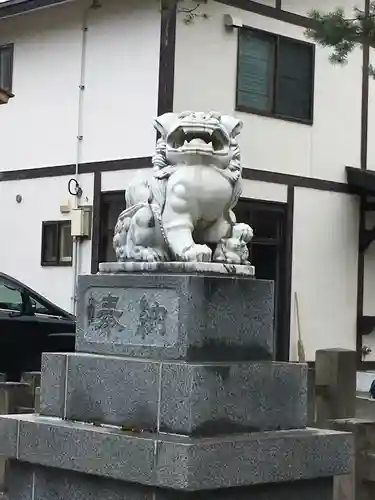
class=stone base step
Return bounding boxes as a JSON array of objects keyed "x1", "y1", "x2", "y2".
[
  {"x1": 7, "y1": 462, "x2": 334, "y2": 500},
  {"x1": 0, "y1": 414, "x2": 353, "y2": 491},
  {"x1": 40, "y1": 352, "x2": 308, "y2": 434}
]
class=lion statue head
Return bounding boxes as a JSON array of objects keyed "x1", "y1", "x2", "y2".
[{"x1": 152, "y1": 111, "x2": 243, "y2": 184}]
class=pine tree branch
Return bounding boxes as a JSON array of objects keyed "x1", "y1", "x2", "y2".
[
  {"x1": 176, "y1": 0, "x2": 208, "y2": 23},
  {"x1": 178, "y1": 3, "x2": 201, "y2": 14},
  {"x1": 306, "y1": 4, "x2": 375, "y2": 64}
]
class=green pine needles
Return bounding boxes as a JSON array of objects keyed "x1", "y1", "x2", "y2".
[{"x1": 306, "y1": 3, "x2": 375, "y2": 74}]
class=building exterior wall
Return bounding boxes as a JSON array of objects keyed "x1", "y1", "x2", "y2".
[
  {"x1": 0, "y1": 0, "x2": 160, "y2": 171},
  {"x1": 0, "y1": 173, "x2": 94, "y2": 311},
  {"x1": 79, "y1": 0, "x2": 160, "y2": 163},
  {"x1": 173, "y1": 0, "x2": 363, "y2": 183},
  {"x1": 101, "y1": 168, "x2": 152, "y2": 193},
  {"x1": 290, "y1": 188, "x2": 359, "y2": 360},
  {"x1": 252, "y1": 1, "x2": 276, "y2": 7},
  {"x1": 0, "y1": 0, "x2": 368, "y2": 362},
  {"x1": 361, "y1": 46, "x2": 375, "y2": 363},
  {"x1": 241, "y1": 180, "x2": 287, "y2": 203},
  {"x1": 0, "y1": 0, "x2": 161, "y2": 310},
  {"x1": 282, "y1": 0, "x2": 357, "y2": 17},
  {"x1": 362, "y1": 212, "x2": 375, "y2": 361},
  {"x1": 0, "y1": 1, "x2": 82, "y2": 171},
  {"x1": 174, "y1": 0, "x2": 364, "y2": 359},
  {"x1": 367, "y1": 48, "x2": 375, "y2": 171}
]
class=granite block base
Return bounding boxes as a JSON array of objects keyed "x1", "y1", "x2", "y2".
[
  {"x1": 0, "y1": 267, "x2": 354, "y2": 499},
  {"x1": 7, "y1": 461, "x2": 335, "y2": 500},
  {"x1": 0, "y1": 414, "x2": 353, "y2": 490},
  {"x1": 76, "y1": 273, "x2": 274, "y2": 361},
  {"x1": 40, "y1": 353, "x2": 308, "y2": 434}
]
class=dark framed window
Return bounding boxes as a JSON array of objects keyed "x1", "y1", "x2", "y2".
[
  {"x1": 236, "y1": 27, "x2": 315, "y2": 124},
  {"x1": 0, "y1": 44, "x2": 13, "y2": 93},
  {"x1": 41, "y1": 221, "x2": 73, "y2": 267},
  {"x1": 234, "y1": 199, "x2": 289, "y2": 360},
  {"x1": 99, "y1": 191, "x2": 126, "y2": 263}
]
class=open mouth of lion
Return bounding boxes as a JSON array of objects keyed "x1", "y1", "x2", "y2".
[{"x1": 167, "y1": 126, "x2": 228, "y2": 153}]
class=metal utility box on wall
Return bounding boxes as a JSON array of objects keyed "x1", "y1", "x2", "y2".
[
  {"x1": 71, "y1": 207, "x2": 92, "y2": 238},
  {"x1": 59, "y1": 198, "x2": 71, "y2": 214}
]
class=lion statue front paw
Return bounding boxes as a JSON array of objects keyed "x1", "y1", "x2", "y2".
[{"x1": 181, "y1": 244, "x2": 212, "y2": 262}]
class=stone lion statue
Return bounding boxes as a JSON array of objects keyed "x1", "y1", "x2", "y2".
[{"x1": 113, "y1": 111, "x2": 253, "y2": 264}]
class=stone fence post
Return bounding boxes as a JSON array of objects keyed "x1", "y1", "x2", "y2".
[
  {"x1": 330, "y1": 419, "x2": 375, "y2": 500},
  {"x1": 314, "y1": 348, "x2": 357, "y2": 425},
  {"x1": 312, "y1": 349, "x2": 375, "y2": 500},
  {"x1": 0, "y1": 382, "x2": 33, "y2": 492}
]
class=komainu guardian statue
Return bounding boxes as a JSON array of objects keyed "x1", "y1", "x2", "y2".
[{"x1": 113, "y1": 111, "x2": 253, "y2": 264}]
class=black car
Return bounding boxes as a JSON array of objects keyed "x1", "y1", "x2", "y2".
[{"x1": 0, "y1": 272, "x2": 76, "y2": 381}]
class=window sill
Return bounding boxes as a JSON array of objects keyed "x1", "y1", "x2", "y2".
[
  {"x1": 41, "y1": 261, "x2": 72, "y2": 268},
  {"x1": 236, "y1": 105, "x2": 313, "y2": 126},
  {"x1": 0, "y1": 87, "x2": 14, "y2": 105}
]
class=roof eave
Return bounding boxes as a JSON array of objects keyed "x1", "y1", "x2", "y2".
[{"x1": 0, "y1": 0, "x2": 75, "y2": 20}]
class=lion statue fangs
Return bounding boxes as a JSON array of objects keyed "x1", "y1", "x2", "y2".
[{"x1": 113, "y1": 111, "x2": 254, "y2": 265}]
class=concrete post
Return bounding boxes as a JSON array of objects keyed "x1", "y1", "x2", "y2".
[
  {"x1": 20, "y1": 371, "x2": 41, "y2": 407},
  {"x1": 315, "y1": 348, "x2": 356, "y2": 425},
  {"x1": 0, "y1": 383, "x2": 33, "y2": 493},
  {"x1": 330, "y1": 418, "x2": 375, "y2": 500}
]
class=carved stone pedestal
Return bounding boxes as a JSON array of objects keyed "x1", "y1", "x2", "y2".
[{"x1": 0, "y1": 268, "x2": 353, "y2": 499}]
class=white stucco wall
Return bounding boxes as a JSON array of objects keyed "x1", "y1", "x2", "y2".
[
  {"x1": 0, "y1": 0, "x2": 161, "y2": 309},
  {"x1": 290, "y1": 188, "x2": 359, "y2": 361},
  {"x1": 254, "y1": 0, "x2": 276, "y2": 6},
  {"x1": 0, "y1": 173, "x2": 94, "y2": 311},
  {"x1": 365, "y1": 47, "x2": 375, "y2": 172},
  {"x1": 356, "y1": 44, "x2": 375, "y2": 361},
  {"x1": 282, "y1": 0, "x2": 362, "y2": 17},
  {"x1": 241, "y1": 179, "x2": 288, "y2": 202},
  {"x1": 0, "y1": 2, "x2": 82, "y2": 170},
  {"x1": 174, "y1": 0, "x2": 362, "y2": 182},
  {"x1": 0, "y1": 0, "x2": 160, "y2": 171},
  {"x1": 101, "y1": 170, "x2": 288, "y2": 203},
  {"x1": 80, "y1": 0, "x2": 160, "y2": 163},
  {"x1": 101, "y1": 169, "x2": 153, "y2": 192},
  {"x1": 361, "y1": 210, "x2": 375, "y2": 361}
]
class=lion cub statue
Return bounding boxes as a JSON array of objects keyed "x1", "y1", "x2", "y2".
[{"x1": 113, "y1": 111, "x2": 253, "y2": 264}]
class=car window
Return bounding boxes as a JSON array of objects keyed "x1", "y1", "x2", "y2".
[
  {"x1": 30, "y1": 296, "x2": 59, "y2": 317},
  {"x1": 0, "y1": 281, "x2": 23, "y2": 312}
]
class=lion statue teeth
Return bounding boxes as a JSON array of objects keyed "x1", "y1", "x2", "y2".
[{"x1": 113, "y1": 111, "x2": 254, "y2": 264}]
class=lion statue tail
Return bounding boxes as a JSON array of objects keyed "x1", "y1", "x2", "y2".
[
  {"x1": 113, "y1": 204, "x2": 143, "y2": 261},
  {"x1": 113, "y1": 171, "x2": 168, "y2": 261}
]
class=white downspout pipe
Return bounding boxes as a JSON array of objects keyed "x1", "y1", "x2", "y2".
[{"x1": 70, "y1": 0, "x2": 100, "y2": 314}]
